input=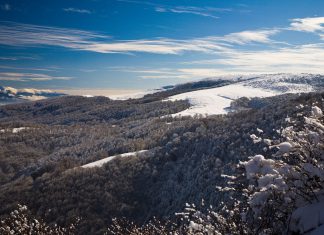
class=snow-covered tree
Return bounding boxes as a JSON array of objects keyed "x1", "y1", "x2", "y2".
[
  {"x1": 171, "y1": 105, "x2": 324, "y2": 235},
  {"x1": 239, "y1": 105, "x2": 324, "y2": 234},
  {"x1": 0, "y1": 204, "x2": 78, "y2": 235}
]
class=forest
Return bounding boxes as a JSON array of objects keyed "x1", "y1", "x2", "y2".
[{"x1": 0, "y1": 87, "x2": 323, "y2": 234}]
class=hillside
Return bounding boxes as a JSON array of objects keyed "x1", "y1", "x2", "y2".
[
  {"x1": 166, "y1": 73, "x2": 324, "y2": 116},
  {"x1": 0, "y1": 74, "x2": 324, "y2": 234}
]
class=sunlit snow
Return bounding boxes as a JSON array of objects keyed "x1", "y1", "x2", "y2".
[
  {"x1": 81, "y1": 150, "x2": 148, "y2": 168},
  {"x1": 166, "y1": 84, "x2": 277, "y2": 117},
  {"x1": 166, "y1": 74, "x2": 317, "y2": 117}
]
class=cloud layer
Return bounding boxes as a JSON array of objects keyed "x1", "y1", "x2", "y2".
[
  {"x1": 1, "y1": 16, "x2": 324, "y2": 82},
  {"x1": 0, "y1": 22, "x2": 279, "y2": 55}
]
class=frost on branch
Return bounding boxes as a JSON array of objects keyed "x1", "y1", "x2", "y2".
[
  {"x1": 250, "y1": 134, "x2": 262, "y2": 144},
  {"x1": 311, "y1": 106, "x2": 323, "y2": 118},
  {"x1": 175, "y1": 200, "x2": 245, "y2": 235},
  {"x1": 0, "y1": 204, "x2": 78, "y2": 235},
  {"x1": 105, "y1": 217, "x2": 178, "y2": 235},
  {"x1": 240, "y1": 105, "x2": 324, "y2": 234}
]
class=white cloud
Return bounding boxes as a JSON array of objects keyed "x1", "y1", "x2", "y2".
[
  {"x1": 0, "y1": 72, "x2": 72, "y2": 81},
  {"x1": 63, "y1": 8, "x2": 92, "y2": 14},
  {"x1": 0, "y1": 22, "x2": 280, "y2": 55},
  {"x1": 128, "y1": 67, "x2": 262, "y2": 80},
  {"x1": 0, "y1": 56, "x2": 37, "y2": 61},
  {"x1": 177, "y1": 68, "x2": 233, "y2": 78},
  {"x1": 111, "y1": 67, "x2": 244, "y2": 80},
  {"x1": 117, "y1": 0, "x2": 231, "y2": 19},
  {"x1": 223, "y1": 29, "x2": 280, "y2": 44},
  {"x1": 109, "y1": 68, "x2": 179, "y2": 75},
  {"x1": 290, "y1": 17, "x2": 324, "y2": 32},
  {"x1": 111, "y1": 68, "x2": 191, "y2": 79},
  {"x1": 183, "y1": 43, "x2": 324, "y2": 74},
  {"x1": 3, "y1": 17, "x2": 324, "y2": 80},
  {"x1": 75, "y1": 29, "x2": 279, "y2": 55},
  {"x1": 154, "y1": 6, "x2": 232, "y2": 19},
  {"x1": 0, "y1": 65, "x2": 59, "y2": 72},
  {"x1": 155, "y1": 7, "x2": 167, "y2": 12},
  {"x1": 0, "y1": 22, "x2": 109, "y2": 48},
  {"x1": 120, "y1": 42, "x2": 324, "y2": 80},
  {"x1": 81, "y1": 38, "x2": 229, "y2": 54}
]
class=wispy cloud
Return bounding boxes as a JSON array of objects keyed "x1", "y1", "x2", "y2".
[
  {"x1": 0, "y1": 55, "x2": 40, "y2": 61},
  {"x1": 79, "y1": 69, "x2": 97, "y2": 73},
  {"x1": 116, "y1": 0, "x2": 155, "y2": 6},
  {"x1": 2, "y1": 17, "x2": 324, "y2": 80},
  {"x1": 144, "y1": 68, "x2": 232, "y2": 79},
  {"x1": 107, "y1": 67, "x2": 189, "y2": 79},
  {"x1": 107, "y1": 66, "x2": 249, "y2": 79},
  {"x1": 0, "y1": 56, "x2": 38, "y2": 61},
  {"x1": 155, "y1": 6, "x2": 231, "y2": 19},
  {"x1": 180, "y1": 43, "x2": 324, "y2": 75},
  {"x1": 223, "y1": 29, "x2": 280, "y2": 45},
  {"x1": 0, "y1": 72, "x2": 72, "y2": 81},
  {"x1": 63, "y1": 8, "x2": 92, "y2": 14},
  {"x1": 0, "y1": 65, "x2": 59, "y2": 72},
  {"x1": 219, "y1": 43, "x2": 324, "y2": 74},
  {"x1": 117, "y1": 0, "x2": 230, "y2": 19},
  {"x1": 110, "y1": 67, "x2": 253, "y2": 80},
  {"x1": 81, "y1": 38, "x2": 229, "y2": 54},
  {"x1": 1, "y1": 3, "x2": 10, "y2": 11},
  {"x1": 0, "y1": 21, "x2": 109, "y2": 48},
  {"x1": 0, "y1": 22, "x2": 279, "y2": 55}
]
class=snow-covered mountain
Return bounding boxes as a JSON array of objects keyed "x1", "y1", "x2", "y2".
[
  {"x1": 165, "y1": 73, "x2": 324, "y2": 117},
  {"x1": 2, "y1": 73, "x2": 323, "y2": 112},
  {"x1": 0, "y1": 86, "x2": 65, "y2": 105}
]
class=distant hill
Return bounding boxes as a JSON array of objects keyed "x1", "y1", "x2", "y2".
[{"x1": 164, "y1": 73, "x2": 324, "y2": 116}]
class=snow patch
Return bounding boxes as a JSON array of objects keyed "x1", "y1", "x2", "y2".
[
  {"x1": 82, "y1": 95, "x2": 94, "y2": 98},
  {"x1": 81, "y1": 150, "x2": 148, "y2": 168},
  {"x1": 0, "y1": 127, "x2": 30, "y2": 134},
  {"x1": 165, "y1": 73, "x2": 320, "y2": 117},
  {"x1": 166, "y1": 84, "x2": 277, "y2": 117},
  {"x1": 12, "y1": 127, "x2": 29, "y2": 133}
]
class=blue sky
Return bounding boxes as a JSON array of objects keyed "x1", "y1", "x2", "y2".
[{"x1": 0, "y1": 0, "x2": 324, "y2": 90}]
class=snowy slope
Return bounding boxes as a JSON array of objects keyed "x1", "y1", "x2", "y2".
[
  {"x1": 167, "y1": 84, "x2": 277, "y2": 116},
  {"x1": 166, "y1": 73, "x2": 323, "y2": 117},
  {"x1": 241, "y1": 73, "x2": 318, "y2": 93},
  {"x1": 81, "y1": 150, "x2": 148, "y2": 168}
]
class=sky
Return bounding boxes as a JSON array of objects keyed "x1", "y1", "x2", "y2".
[{"x1": 0, "y1": 0, "x2": 324, "y2": 91}]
